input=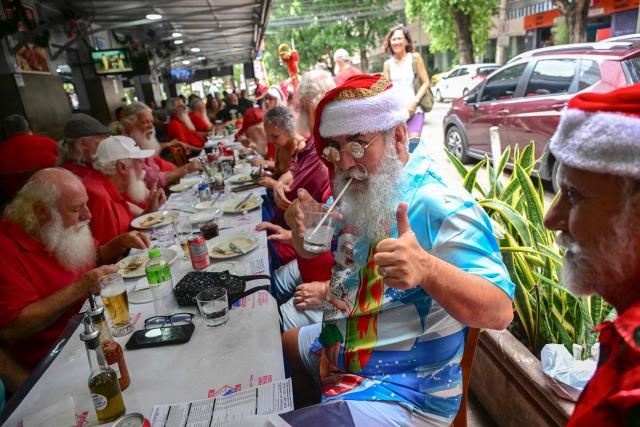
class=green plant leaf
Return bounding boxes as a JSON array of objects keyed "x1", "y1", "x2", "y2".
[
  {"x1": 463, "y1": 158, "x2": 487, "y2": 196},
  {"x1": 444, "y1": 148, "x2": 472, "y2": 180},
  {"x1": 479, "y1": 199, "x2": 533, "y2": 246},
  {"x1": 490, "y1": 146, "x2": 510, "y2": 198},
  {"x1": 515, "y1": 164, "x2": 545, "y2": 241}
]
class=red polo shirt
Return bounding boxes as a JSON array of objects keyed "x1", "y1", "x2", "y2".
[
  {"x1": 188, "y1": 112, "x2": 212, "y2": 132},
  {"x1": 62, "y1": 163, "x2": 132, "y2": 245},
  {"x1": 0, "y1": 220, "x2": 90, "y2": 368},
  {"x1": 568, "y1": 300, "x2": 640, "y2": 426},
  {"x1": 0, "y1": 133, "x2": 59, "y2": 199},
  {"x1": 167, "y1": 116, "x2": 205, "y2": 148}
]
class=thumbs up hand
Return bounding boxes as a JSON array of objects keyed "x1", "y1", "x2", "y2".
[{"x1": 374, "y1": 202, "x2": 429, "y2": 290}]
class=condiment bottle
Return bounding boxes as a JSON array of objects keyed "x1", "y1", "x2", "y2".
[
  {"x1": 88, "y1": 293, "x2": 130, "y2": 391},
  {"x1": 79, "y1": 315, "x2": 126, "y2": 424}
]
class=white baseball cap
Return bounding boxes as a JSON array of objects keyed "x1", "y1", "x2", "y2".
[
  {"x1": 333, "y1": 48, "x2": 350, "y2": 62},
  {"x1": 94, "y1": 135, "x2": 155, "y2": 163}
]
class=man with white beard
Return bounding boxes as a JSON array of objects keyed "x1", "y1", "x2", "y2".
[
  {"x1": 89, "y1": 135, "x2": 163, "y2": 244},
  {"x1": 121, "y1": 102, "x2": 201, "y2": 188},
  {"x1": 543, "y1": 84, "x2": 640, "y2": 426},
  {"x1": 282, "y1": 74, "x2": 514, "y2": 424},
  {"x1": 166, "y1": 97, "x2": 205, "y2": 149},
  {"x1": 0, "y1": 168, "x2": 149, "y2": 373}
]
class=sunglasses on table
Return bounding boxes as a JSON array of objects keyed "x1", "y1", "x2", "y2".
[
  {"x1": 144, "y1": 313, "x2": 194, "y2": 329},
  {"x1": 321, "y1": 132, "x2": 383, "y2": 164}
]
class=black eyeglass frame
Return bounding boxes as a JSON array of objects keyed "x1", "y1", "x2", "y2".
[{"x1": 144, "y1": 313, "x2": 194, "y2": 329}]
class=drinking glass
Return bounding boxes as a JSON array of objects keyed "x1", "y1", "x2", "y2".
[
  {"x1": 173, "y1": 215, "x2": 193, "y2": 259},
  {"x1": 302, "y1": 203, "x2": 339, "y2": 254},
  {"x1": 99, "y1": 273, "x2": 134, "y2": 337},
  {"x1": 196, "y1": 288, "x2": 229, "y2": 327}
]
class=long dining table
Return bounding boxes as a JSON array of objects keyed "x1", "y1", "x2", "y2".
[{"x1": 1, "y1": 170, "x2": 287, "y2": 426}]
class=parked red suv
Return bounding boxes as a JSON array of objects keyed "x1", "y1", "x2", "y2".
[{"x1": 443, "y1": 35, "x2": 640, "y2": 191}]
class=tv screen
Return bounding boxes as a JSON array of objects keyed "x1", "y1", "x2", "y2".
[
  {"x1": 91, "y1": 49, "x2": 133, "y2": 75},
  {"x1": 170, "y1": 69, "x2": 192, "y2": 82}
]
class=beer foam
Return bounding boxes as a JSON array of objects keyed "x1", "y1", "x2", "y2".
[{"x1": 101, "y1": 283, "x2": 126, "y2": 298}]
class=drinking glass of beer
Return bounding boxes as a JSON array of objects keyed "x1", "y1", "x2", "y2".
[{"x1": 99, "y1": 273, "x2": 134, "y2": 337}]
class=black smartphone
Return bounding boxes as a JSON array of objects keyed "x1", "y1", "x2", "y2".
[{"x1": 125, "y1": 324, "x2": 195, "y2": 350}]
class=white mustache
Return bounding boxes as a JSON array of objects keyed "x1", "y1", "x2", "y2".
[{"x1": 556, "y1": 232, "x2": 582, "y2": 254}]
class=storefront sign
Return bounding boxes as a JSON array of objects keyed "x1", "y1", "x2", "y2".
[{"x1": 524, "y1": 0, "x2": 639, "y2": 30}]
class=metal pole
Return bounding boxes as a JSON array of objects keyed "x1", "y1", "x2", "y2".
[
  {"x1": 490, "y1": 126, "x2": 501, "y2": 170},
  {"x1": 496, "y1": 0, "x2": 509, "y2": 65}
]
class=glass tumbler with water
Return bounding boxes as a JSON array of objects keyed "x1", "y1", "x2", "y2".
[
  {"x1": 99, "y1": 273, "x2": 134, "y2": 337},
  {"x1": 196, "y1": 288, "x2": 229, "y2": 327},
  {"x1": 302, "y1": 203, "x2": 338, "y2": 254}
]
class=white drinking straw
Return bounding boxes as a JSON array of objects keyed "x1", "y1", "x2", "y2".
[{"x1": 309, "y1": 177, "x2": 353, "y2": 237}]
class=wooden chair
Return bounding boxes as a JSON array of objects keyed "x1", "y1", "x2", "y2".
[
  {"x1": 453, "y1": 327, "x2": 481, "y2": 427},
  {"x1": 168, "y1": 144, "x2": 188, "y2": 166}
]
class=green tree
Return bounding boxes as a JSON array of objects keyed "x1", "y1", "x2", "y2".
[
  {"x1": 553, "y1": 0, "x2": 590, "y2": 43},
  {"x1": 263, "y1": 0, "x2": 402, "y2": 83},
  {"x1": 406, "y1": 0, "x2": 498, "y2": 64}
]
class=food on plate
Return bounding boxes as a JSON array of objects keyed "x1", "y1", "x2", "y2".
[
  {"x1": 212, "y1": 237, "x2": 254, "y2": 256},
  {"x1": 120, "y1": 256, "x2": 146, "y2": 273},
  {"x1": 139, "y1": 214, "x2": 173, "y2": 228}
]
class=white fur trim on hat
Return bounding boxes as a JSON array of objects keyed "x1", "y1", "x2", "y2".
[
  {"x1": 318, "y1": 87, "x2": 409, "y2": 138},
  {"x1": 550, "y1": 109, "x2": 640, "y2": 179}
]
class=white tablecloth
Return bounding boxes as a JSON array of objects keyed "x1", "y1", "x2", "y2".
[{"x1": 4, "y1": 178, "x2": 284, "y2": 427}]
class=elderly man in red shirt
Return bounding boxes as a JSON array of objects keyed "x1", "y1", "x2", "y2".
[
  {"x1": 166, "y1": 97, "x2": 205, "y2": 149},
  {"x1": 188, "y1": 97, "x2": 214, "y2": 134},
  {"x1": 0, "y1": 114, "x2": 59, "y2": 201},
  {"x1": 121, "y1": 102, "x2": 201, "y2": 188},
  {"x1": 543, "y1": 84, "x2": 640, "y2": 426},
  {"x1": 0, "y1": 168, "x2": 149, "y2": 374},
  {"x1": 90, "y1": 135, "x2": 164, "y2": 243}
]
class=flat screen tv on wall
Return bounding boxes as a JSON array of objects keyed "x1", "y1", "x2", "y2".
[{"x1": 91, "y1": 48, "x2": 133, "y2": 75}]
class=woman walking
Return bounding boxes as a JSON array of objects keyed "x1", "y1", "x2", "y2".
[{"x1": 383, "y1": 25, "x2": 430, "y2": 152}]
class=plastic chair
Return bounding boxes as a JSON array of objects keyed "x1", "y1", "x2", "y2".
[
  {"x1": 452, "y1": 327, "x2": 480, "y2": 427},
  {"x1": 169, "y1": 144, "x2": 188, "y2": 166}
]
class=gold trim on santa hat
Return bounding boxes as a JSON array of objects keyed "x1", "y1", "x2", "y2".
[{"x1": 333, "y1": 75, "x2": 390, "y2": 101}]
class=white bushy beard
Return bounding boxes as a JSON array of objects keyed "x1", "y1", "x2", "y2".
[
  {"x1": 126, "y1": 167, "x2": 149, "y2": 203},
  {"x1": 332, "y1": 137, "x2": 403, "y2": 241},
  {"x1": 178, "y1": 110, "x2": 196, "y2": 132},
  {"x1": 40, "y1": 210, "x2": 95, "y2": 272},
  {"x1": 129, "y1": 126, "x2": 161, "y2": 155},
  {"x1": 557, "y1": 205, "x2": 639, "y2": 296}
]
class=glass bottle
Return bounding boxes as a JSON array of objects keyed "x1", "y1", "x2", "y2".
[
  {"x1": 79, "y1": 316, "x2": 126, "y2": 424},
  {"x1": 145, "y1": 248, "x2": 175, "y2": 315},
  {"x1": 88, "y1": 294, "x2": 131, "y2": 391}
]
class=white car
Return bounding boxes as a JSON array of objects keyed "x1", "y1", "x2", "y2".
[{"x1": 434, "y1": 64, "x2": 499, "y2": 101}]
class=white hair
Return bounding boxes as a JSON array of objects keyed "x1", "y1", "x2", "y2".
[
  {"x1": 93, "y1": 158, "x2": 121, "y2": 176},
  {"x1": 297, "y1": 69, "x2": 335, "y2": 109},
  {"x1": 5, "y1": 174, "x2": 61, "y2": 235},
  {"x1": 121, "y1": 102, "x2": 152, "y2": 128}
]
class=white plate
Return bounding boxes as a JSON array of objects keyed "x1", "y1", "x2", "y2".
[
  {"x1": 207, "y1": 233, "x2": 259, "y2": 259},
  {"x1": 221, "y1": 196, "x2": 263, "y2": 214},
  {"x1": 207, "y1": 261, "x2": 247, "y2": 276},
  {"x1": 228, "y1": 173, "x2": 255, "y2": 184},
  {"x1": 116, "y1": 248, "x2": 178, "y2": 278},
  {"x1": 195, "y1": 200, "x2": 223, "y2": 211},
  {"x1": 131, "y1": 211, "x2": 177, "y2": 229},
  {"x1": 169, "y1": 182, "x2": 196, "y2": 192},
  {"x1": 189, "y1": 210, "x2": 223, "y2": 225},
  {"x1": 128, "y1": 280, "x2": 154, "y2": 304}
]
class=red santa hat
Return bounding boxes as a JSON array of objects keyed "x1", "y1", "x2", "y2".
[
  {"x1": 550, "y1": 83, "x2": 640, "y2": 179},
  {"x1": 313, "y1": 73, "x2": 408, "y2": 170}
]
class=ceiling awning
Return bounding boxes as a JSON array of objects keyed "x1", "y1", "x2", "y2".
[{"x1": 49, "y1": 0, "x2": 272, "y2": 70}]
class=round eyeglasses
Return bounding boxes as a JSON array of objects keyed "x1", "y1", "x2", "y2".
[{"x1": 322, "y1": 132, "x2": 383, "y2": 164}]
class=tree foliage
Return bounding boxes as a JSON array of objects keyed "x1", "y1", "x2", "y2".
[
  {"x1": 262, "y1": 0, "x2": 402, "y2": 83},
  {"x1": 553, "y1": 0, "x2": 590, "y2": 43},
  {"x1": 406, "y1": 0, "x2": 498, "y2": 64}
]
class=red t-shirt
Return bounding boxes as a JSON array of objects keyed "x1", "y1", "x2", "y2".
[
  {"x1": 0, "y1": 220, "x2": 90, "y2": 368},
  {"x1": 567, "y1": 300, "x2": 640, "y2": 426},
  {"x1": 0, "y1": 133, "x2": 59, "y2": 199},
  {"x1": 334, "y1": 65, "x2": 362, "y2": 86},
  {"x1": 167, "y1": 117, "x2": 205, "y2": 148},
  {"x1": 188, "y1": 112, "x2": 212, "y2": 133},
  {"x1": 62, "y1": 163, "x2": 132, "y2": 245}
]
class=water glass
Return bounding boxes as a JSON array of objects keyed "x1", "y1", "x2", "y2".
[
  {"x1": 153, "y1": 224, "x2": 176, "y2": 248},
  {"x1": 302, "y1": 203, "x2": 338, "y2": 254},
  {"x1": 196, "y1": 288, "x2": 229, "y2": 327},
  {"x1": 174, "y1": 215, "x2": 193, "y2": 259},
  {"x1": 99, "y1": 273, "x2": 134, "y2": 337}
]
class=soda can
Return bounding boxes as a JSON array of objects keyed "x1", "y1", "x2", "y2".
[
  {"x1": 188, "y1": 235, "x2": 210, "y2": 271},
  {"x1": 112, "y1": 413, "x2": 151, "y2": 427}
]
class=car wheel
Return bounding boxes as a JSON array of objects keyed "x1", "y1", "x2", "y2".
[
  {"x1": 462, "y1": 87, "x2": 469, "y2": 97},
  {"x1": 446, "y1": 125, "x2": 470, "y2": 163},
  {"x1": 551, "y1": 160, "x2": 560, "y2": 193},
  {"x1": 436, "y1": 89, "x2": 443, "y2": 102}
]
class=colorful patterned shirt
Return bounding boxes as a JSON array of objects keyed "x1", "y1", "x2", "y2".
[
  {"x1": 315, "y1": 143, "x2": 515, "y2": 422},
  {"x1": 567, "y1": 301, "x2": 640, "y2": 426}
]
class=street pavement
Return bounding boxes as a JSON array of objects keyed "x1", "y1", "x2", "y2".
[{"x1": 419, "y1": 100, "x2": 555, "y2": 207}]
